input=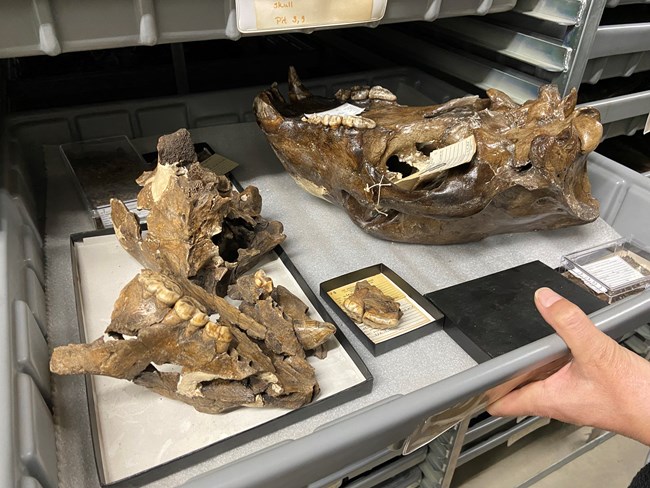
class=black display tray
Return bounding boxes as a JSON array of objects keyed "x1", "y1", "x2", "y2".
[
  {"x1": 69, "y1": 228, "x2": 373, "y2": 487},
  {"x1": 425, "y1": 260, "x2": 608, "y2": 363},
  {"x1": 320, "y1": 263, "x2": 445, "y2": 356}
]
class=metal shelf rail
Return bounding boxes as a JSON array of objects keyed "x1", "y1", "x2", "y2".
[
  {"x1": 347, "y1": 0, "x2": 609, "y2": 101},
  {"x1": 344, "y1": 0, "x2": 650, "y2": 139},
  {"x1": 0, "y1": 1, "x2": 649, "y2": 486}
]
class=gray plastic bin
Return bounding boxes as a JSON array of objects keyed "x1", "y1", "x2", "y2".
[
  {"x1": 0, "y1": 0, "x2": 517, "y2": 58},
  {"x1": 0, "y1": 190, "x2": 52, "y2": 488},
  {"x1": 588, "y1": 151, "x2": 650, "y2": 246},
  {"x1": 1, "y1": 65, "x2": 649, "y2": 488}
]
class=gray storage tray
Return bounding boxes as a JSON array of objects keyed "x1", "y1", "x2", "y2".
[
  {"x1": 607, "y1": 0, "x2": 650, "y2": 6},
  {"x1": 0, "y1": 0, "x2": 516, "y2": 58},
  {"x1": 44, "y1": 119, "x2": 623, "y2": 487},
  {"x1": 5, "y1": 67, "x2": 465, "y2": 145},
  {"x1": 2, "y1": 67, "x2": 644, "y2": 488},
  {"x1": 583, "y1": 51, "x2": 650, "y2": 84},
  {"x1": 588, "y1": 151, "x2": 650, "y2": 246},
  {"x1": 583, "y1": 90, "x2": 650, "y2": 138},
  {"x1": 0, "y1": 190, "x2": 52, "y2": 488},
  {"x1": 589, "y1": 23, "x2": 650, "y2": 60}
]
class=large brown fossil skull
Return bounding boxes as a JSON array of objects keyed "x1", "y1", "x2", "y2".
[{"x1": 254, "y1": 68, "x2": 602, "y2": 244}]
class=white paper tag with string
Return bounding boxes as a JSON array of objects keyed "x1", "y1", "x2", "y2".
[
  {"x1": 644, "y1": 112, "x2": 650, "y2": 135},
  {"x1": 393, "y1": 135, "x2": 477, "y2": 190}
]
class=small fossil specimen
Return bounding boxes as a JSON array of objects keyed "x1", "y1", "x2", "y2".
[
  {"x1": 343, "y1": 281, "x2": 402, "y2": 329},
  {"x1": 51, "y1": 130, "x2": 336, "y2": 413},
  {"x1": 254, "y1": 67, "x2": 603, "y2": 244}
]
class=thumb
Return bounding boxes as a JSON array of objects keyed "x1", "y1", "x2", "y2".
[
  {"x1": 487, "y1": 379, "x2": 550, "y2": 418},
  {"x1": 534, "y1": 287, "x2": 606, "y2": 359}
]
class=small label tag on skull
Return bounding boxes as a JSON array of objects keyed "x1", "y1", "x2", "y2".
[
  {"x1": 644, "y1": 112, "x2": 650, "y2": 135},
  {"x1": 393, "y1": 135, "x2": 477, "y2": 191},
  {"x1": 305, "y1": 103, "x2": 365, "y2": 119}
]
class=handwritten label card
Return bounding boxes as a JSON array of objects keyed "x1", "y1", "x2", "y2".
[
  {"x1": 393, "y1": 135, "x2": 477, "y2": 190},
  {"x1": 236, "y1": 0, "x2": 387, "y2": 33}
]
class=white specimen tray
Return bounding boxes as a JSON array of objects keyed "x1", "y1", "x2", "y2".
[{"x1": 70, "y1": 232, "x2": 371, "y2": 486}]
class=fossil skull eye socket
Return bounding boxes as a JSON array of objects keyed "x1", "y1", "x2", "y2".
[
  {"x1": 211, "y1": 218, "x2": 254, "y2": 263},
  {"x1": 515, "y1": 162, "x2": 533, "y2": 172},
  {"x1": 386, "y1": 156, "x2": 416, "y2": 177},
  {"x1": 414, "y1": 141, "x2": 438, "y2": 156},
  {"x1": 386, "y1": 141, "x2": 439, "y2": 178}
]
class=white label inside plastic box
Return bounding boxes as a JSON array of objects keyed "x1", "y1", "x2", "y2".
[
  {"x1": 570, "y1": 255, "x2": 645, "y2": 293},
  {"x1": 236, "y1": 0, "x2": 387, "y2": 33}
]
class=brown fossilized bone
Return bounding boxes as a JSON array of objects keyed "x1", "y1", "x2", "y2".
[
  {"x1": 254, "y1": 67, "x2": 602, "y2": 244},
  {"x1": 111, "y1": 128, "x2": 286, "y2": 295},
  {"x1": 51, "y1": 269, "x2": 335, "y2": 413},
  {"x1": 343, "y1": 280, "x2": 402, "y2": 329},
  {"x1": 51, "y1": 129, "x2": 336, "y2": 413}
]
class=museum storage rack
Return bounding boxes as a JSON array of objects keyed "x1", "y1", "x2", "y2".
[{"x1": 1, "y1": 1, "x2": 650, "y2": 488}]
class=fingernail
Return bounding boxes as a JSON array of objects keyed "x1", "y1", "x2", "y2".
[{"x1": 535, "y1": 287, "x2": 562, "y2": 308}]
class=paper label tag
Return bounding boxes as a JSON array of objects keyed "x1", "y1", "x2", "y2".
[
  {"x1": 394, "y1": 135, "x2": 477, "y2": 190},
  {"x1": 236, "y1": 0, "x2": 386, "y2": 33},
  {"x1": 305, "y1": 103, "x2": 365, "y2": 119},
  {"x1": 201, "y1": 153, "x2": 239, "y2": 176},
  {"x1": 569, "y1": 255, "x2": 645, "y2": 293},
  {"x1": 644, "y1": 112, "x2": 650, "y2": 135}
]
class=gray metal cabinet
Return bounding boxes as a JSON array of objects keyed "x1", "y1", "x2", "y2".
[{"x1": 1, "y1": 1, "x2": 650, "y2": 487}]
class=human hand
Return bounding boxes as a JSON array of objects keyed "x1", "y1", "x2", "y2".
[{"x1": 487, "y1": 287, "x2": 650, "y2": 445}]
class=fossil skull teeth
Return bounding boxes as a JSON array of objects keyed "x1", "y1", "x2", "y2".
[
  {"x1": 302, "y1": 114, "x2": 376, "y2": 129},
  {"x1": 335, "y1": 85, "x2": 397, "y2": 102},
  {"x1": 50, "y1": 127, "x2": 333, "y2": 415},
  {"x1": 190, "y1": 311, "x2": 210, "y2": 327},
  {"x1": 335, "y1": 88, "x2": 351, "y2": 102},
  {"x1": 254, "y1": 270, "x2": 274, "y2": 294},
  {"x1": 350, "y1": 86, "x2": 370, "y2": 100},
  {"x1": 369, "y1": 86, "x2": 397, "y2": 101},
  {"x1": 142, "y1": 273, "x2": 183, "y2": 305},
  {"x1": 203, "y1": 322, "x2": 233, "y2": 354},
  {"x1": 174, "y1": 296, "x2": 206, "y2": 321}
]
